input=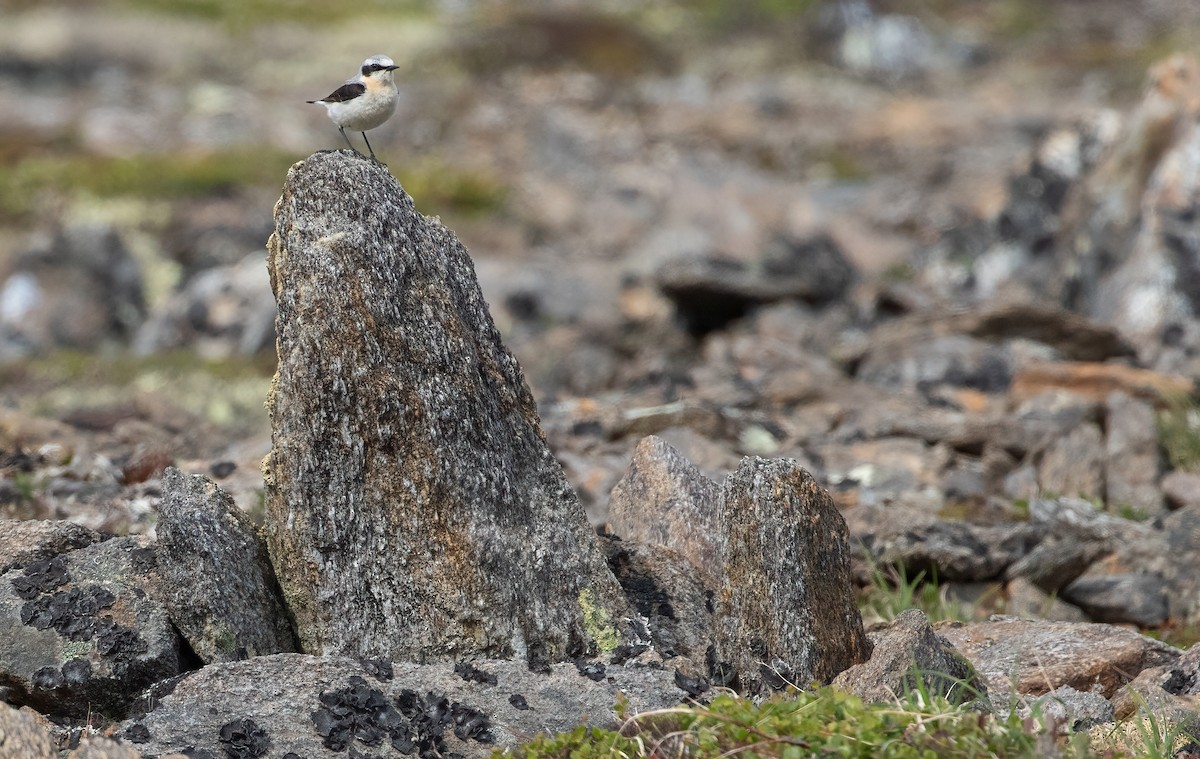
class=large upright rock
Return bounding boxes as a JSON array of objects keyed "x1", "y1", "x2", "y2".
[
  {"x1": 712, "y1": 458, "x2": 870, "y2": 691},
  {"x1": 263, "y1": 151, "x2": 629, "y2": 666}
]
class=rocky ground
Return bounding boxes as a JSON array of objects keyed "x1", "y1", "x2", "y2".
[{"x1": 5, "y1": 0, "x2": 1200, "y2": 755}]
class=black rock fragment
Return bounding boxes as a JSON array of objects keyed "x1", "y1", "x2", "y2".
[
  {"x1": 61, "y1": 657, "x2": 92, "y2": 684},
  {"x1": 453, "y1": 661, "x2": 498, "y2": 686},
  {"x1": 360, "y1": 658, "x2": 394, "y2": 682},
  {"x1": 508, "y1": 693, "x2": 530, "y2": 710},
  {"x1": 32, "y1": 666, "x2": 65, "y2": 690},
  {"x1": 211, "y1": 460, "x2": 237, "y2": 478},
  {"x1": 574, "y1": 659, "x2": 606, "y2": 682},
  {"x1": 123, "y1": 723, "x2": 151, "y2": 743},
  {"x1": 10, "y1": 555, "x2": 69, "y2": 598},
  {"x1": 673, "y1": 669, "x2": 710, "y2": 699},
  {"x1": 218, "y1": 717, "x2": 270, "y2": 758},
  {"x1": 610, "y1": 643, "x2": 649, "y2": 665}
]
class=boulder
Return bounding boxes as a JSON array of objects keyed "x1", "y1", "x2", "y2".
[
  {"x1": 122, "y1": 654, "x2": 681, "y2": 759},
  {"x1": 937, "y1": 616, "x2": 1178, "y2": 700},
  {"x1": 263, "y1": 151, "x2": 630, "y2": 666},
  {"x1": 154, "y1": 468, "x2": 298, "y2": 662},
  {"x1": 0, "y1": 519, "x2": 105, "y2": 574},
  {"x1": 833, "y1": 609, "x2": 986, "y2": 707}
]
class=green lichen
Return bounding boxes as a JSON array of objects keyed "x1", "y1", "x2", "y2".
[
  {"x1": 578, "y1": 588, "x2": 619, "y2": 654},
  {"x1": 61, "y1": 640, "x2": 92, "y2": 661}
]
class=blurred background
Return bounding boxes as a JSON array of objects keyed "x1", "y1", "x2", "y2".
[{"x1": 2, "y1": 0, "x2": 1200, "y2": 535}]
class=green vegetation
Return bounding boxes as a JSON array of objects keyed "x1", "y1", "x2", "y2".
[
  {"x1": 0, "y1": 148, "x2": 296, "y2": 221},
  {"x1": 505, "y1": 684, "x2": 1198, "y2": 758},
  {"x1": 117, "y1": 0, "x2": 432, "y2": 27},
  {"x1": 508, "y1": 687, "x2": 1043, "y2": 759},
  {"x1": 1157, "y1": 394, "x2": 1200, "y2": 472},
  {"x1": 578, "y1": 588, "x2": 621, "y2": 654},
  {"x1": 858, "y1": 560, "x2": 990, "y2": 625},
  {"x1": 0, "y1": 349, "x2": 274, "y2": 438},
  {"x1": 0, "y1": 146, "x2": 505, "y2": 223}
]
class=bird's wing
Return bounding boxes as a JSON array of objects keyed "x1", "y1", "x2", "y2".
[{"x1": 314, "y1": 81, "x2": 366, "y2": 103}]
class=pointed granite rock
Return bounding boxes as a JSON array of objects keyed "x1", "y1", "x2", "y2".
[{"x1": 264, "y1": 151, "x2": 630, "y2": 666}]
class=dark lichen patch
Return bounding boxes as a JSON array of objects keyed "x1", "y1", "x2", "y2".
[
  {"x1": 127, "y1": 546, "x2": 158, "y2": 573},
  {"x1": 313, "y1": 677, "x2": 492, "y2": 758},
  {"x1": 361, "y1": 658, "x2": 394, "y2": 682},
  {"x1": 573, "y1": 659, "x2": 607, "y2": 682},
  {"x1": 218, "y1": 717, "x2": 270, "y2": 759},
  {"x1": 123, "y1": 723, "x2": 151, "y2": 743},
  {"x1": 94, "y1": 617, "x2": 148, "y2": 672},
  {"x1": 673, "y1": 669, "x2": 710, "y2": 700},
  {"x1": 32, "y1": 665, "x2": 65, "y2": 690},
  {"x1": 508, "y1": 693, "x2": 530, "y2": 711},
  {"x1": 11, "y1": 555, "x2": 70, "y2": 599},
  {"x1": 61, "y1": 657, "x2": 92, "y2": 684},
  {"x1": 610, "y1": 642, "x2": 650, "y2": 665},
  {"x1": 20, "y1": 584, "x2": 117, "y2": 639},
  {"x1": 453, "y1": 661, "x2": 497, "y2": 685}
]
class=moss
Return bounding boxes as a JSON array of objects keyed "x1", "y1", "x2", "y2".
[
  {"x1": 578, "y1": 588, "x2": 620, "y2": 654},
  {"x1": 1158, "y1": 393, "x2": 1200, "y2": 472}
]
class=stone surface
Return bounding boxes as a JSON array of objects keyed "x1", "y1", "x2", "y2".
[
  {"x1": 1009, "y1": 361, "x2": 1194, "y2": 407},
  {"x1": 0, "y1": 519, "x2": 105, "y2": 575},
  {"x1": 0, "y1": 702, "x2": 54, "y2": 758},
  {"x1": 655, "y1": 233, "x2": 855, "y2": 335},
  {"x1": 1104, "y1": 391, "x2": 1164, "y2": 515},
  {"x1": 936, "y1": 617, "x2": 1179, "y2": 699},
  {"x1": 263, "y1": 151, "x2": 630, "y2": 665},
  {"x1": 0, "y1": 537, "x2": 181, "y2": 718},
  {"x1": 1021, "y1": 685, "x2": 1115, "y2": 733},
  {"x1": 122, "y1": 654, "x2": 682, "y2": 759},
  {"x1": 1060, "y1": 574, "x2": 1169, "y2": 627},
  {"x1": 712, "y1": 457, "x2": 870, "y2": 692},
  {"x1": 606, "y1": 435, "x2": 722, "y2": 588},
  {"x1": 1037, "y1": 422, "x2": 1105, "y2": 501},
  {"x1": 600, "y1": 537, "x2": 711, "y2": 663},
  {"x1": 1004, "y1": 577, "x2": 1089, "y2": 623},
  {"x1": 154, "y1": 467, "x2": 297, "y2": 662},
  {"x1": 833, "y1": 609, "x2": 986, "y2": 707}
]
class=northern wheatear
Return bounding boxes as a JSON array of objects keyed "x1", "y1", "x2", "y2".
[{"x1": 308, "y1": 55, "x2": 399, "y2": 161}]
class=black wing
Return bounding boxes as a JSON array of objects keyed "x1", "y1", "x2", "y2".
[{"x1": 312, "y1": 81, "x2": 366, "y2": 104}]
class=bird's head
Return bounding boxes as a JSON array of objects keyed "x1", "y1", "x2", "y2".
[{"x1": 360, "y1": 55, "x2": 399, "y2": 84}]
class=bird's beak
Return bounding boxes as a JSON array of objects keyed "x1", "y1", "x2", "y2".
[{"x1": 386, "y1": 65, "x2": 399, "y2": 71}]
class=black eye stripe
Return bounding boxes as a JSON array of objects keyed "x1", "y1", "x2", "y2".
[{"x1": 362, "y1": 63, "x2": 389, "y2": 75}]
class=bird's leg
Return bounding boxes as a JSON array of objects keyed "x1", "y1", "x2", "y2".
[
  {"x1": 338, "y1": 126, "x2": 358, "y2": 154},
  {"x1": 361, "y1": 132, "x2": 378, "y2": 162}
]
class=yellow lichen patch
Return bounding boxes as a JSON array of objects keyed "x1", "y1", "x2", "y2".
[{"x1": 578, "y1": 588, "x2": 620, "y2": 654}]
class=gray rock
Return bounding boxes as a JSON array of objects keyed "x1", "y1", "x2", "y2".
[
  {"x1": 1060, "y1": 574, "x2": 1170, "y2": 627},
  {"x1": 1005, "y1": 537, "x2": 1109, "y2": 593},
  {"x1": 1037, "y1": 422, "x2": 1105, "y2": 502},
  {"x1": 0, "y1": 701, "x2": 54, "y2": 758},
  {"x1": 122, "y1": 654, "x2": 682, "y2": 759},
  {"x1": 712, "y1": 457, "x2": 870, "y2": 692},
  {"x1": 656, "y1": 233, "x2": 855, "y2": 335},
  {"x1": 1162, "y1": 470, "x2": 1200, "y2": 510},
  {"x1": 133, "y1": 252, "x2": 276, "y2": 358},
  {"x1": 849, "y1": 503, "x2": 1038, "y2": 582},
  {"x1": 833, "y1": 609, "x2": 987, "y2": 707},
  {"x1": 937, "y1": 616, "x2": 1178, "y2": 700},
  {"x1": 0, "y1": 519, "x2": 105, "y2": 574},
  {"x1": 606, "y1": 435, "x2": 722, "y2": 588},
  {"x1": 263, "y1": 151, "x2": 630, "y2": 665},
  {"x1": 155, "y1": 468, "x2": 298, "y2": 662},
  {"x1": 0, "y1": 537, "x2": 181, "y2": 718},
  {"x1": 1004, "y1": 577, "x2": 1089, "y2": 623},
  {"x1": 1023, "y1": 685, "x2": 1115, "y2": 733},
  {"x1": 1104, "y1": 391, "x2": 1164, "y2": 516},
  {"x1": 0, "y1": 224, "x2": 145, "y2": 359},
  {"x1": 855, "y1": 334, "x2": 1012, "y2": 395}
]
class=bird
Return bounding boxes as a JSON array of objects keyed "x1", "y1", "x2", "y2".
[{"x1": 307, "y1": 55, "x2": 399, "y2": 161}]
